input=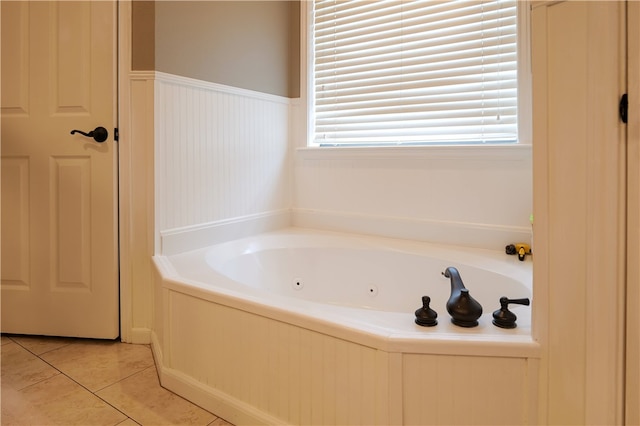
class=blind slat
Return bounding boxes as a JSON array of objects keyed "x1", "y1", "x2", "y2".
[{"x1": 312, "y1": 0, "x2": 519, "y2": 145}]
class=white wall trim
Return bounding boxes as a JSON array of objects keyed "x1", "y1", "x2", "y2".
[
  {"x1": 118, "y1": 0, "x2": 133, "y2": 343},
  {"x1": 129, "y1": 70, "x2": 156, "y2": 81},
  {"x1": 160, "y1": 209, "x2": 291, "y2": 255},
  {"x1": 150, "y1": 332, "x2": 284, "y2": 426},
  {"x1": 296, "y1": 143, "x2": 532, "y2": 162},
  {"x1": 118, "y1": 8, "x2": 157, "y2": 344},
  {"x1": 292, "y1": 208, "x2": 530, "y2": 250},
  {"x1": 154, "y1": 71, "x2": 290, "y2": 105}
]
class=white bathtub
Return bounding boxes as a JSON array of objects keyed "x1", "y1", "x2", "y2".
[{"x1": 152, "y1": 228, "x2": 540, "y2": 425}]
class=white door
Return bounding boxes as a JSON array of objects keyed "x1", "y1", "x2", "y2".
[
  {"x1": 627, "y1": 2, "x2": 640, "y2": 424},
  {"x1": 1, "y1": 1, "x2": 119, "y2": 339}
]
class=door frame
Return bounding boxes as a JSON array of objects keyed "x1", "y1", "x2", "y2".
[
  {"x1": 117, "y1": 0, "x2": 134, "y2": 342},
  {"x1": 117, "y1": 0, "x2": 156, "y2": 344},
  {"x1": 626, "y1": 1, "x2": 640, "y2": 423}
]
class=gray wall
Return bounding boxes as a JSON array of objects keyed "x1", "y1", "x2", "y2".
[
  {"x1": 132, "y1": 1, "x2": 155, "y2": 70},
  {"x1": 136, "y1": 1, "x2": 299, "y2": 98}
]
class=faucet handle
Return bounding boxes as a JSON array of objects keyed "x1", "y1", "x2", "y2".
[
  {"x1": 504, "y1": 297, "x2": 530, "y2": 306},
  {"x1": 492, "y1": 297, "x2": 530, "y2": 329},
  {"x1": 415, "y1": 296, "x2": 438, "y2": 327}
]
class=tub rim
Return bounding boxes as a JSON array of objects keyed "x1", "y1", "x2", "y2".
[{"x1": 153, "y1": 229, "x2": 540, "y2": 358}]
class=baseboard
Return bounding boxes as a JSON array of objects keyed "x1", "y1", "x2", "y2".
[
  {"x1": 150, "y1": 331, "x2": 164, "y2": 367},
  {"x1": 121, "y1": 327, "x2": 152, "y2": 344},
  {"x1": 159, "y1": 210, "x2": 291, "y2": 255},
  {"x1": 292, "y1": 208, "x2": 531, "y2": 250},
  {"x1": 150, "y1": 332, "x2": 285, "y2": 426}
]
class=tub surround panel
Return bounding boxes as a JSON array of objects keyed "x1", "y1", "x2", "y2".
[
  {"x1": 151, "y1": 284, "x2": 538, "y2": 425},
  {"x1": 293, "y1": 208, "x2": 529, "y2": 251},
  {"x1": 159, "y1": 273, "x2": 538, "y2": 359},
  {"x1": 160, "y1": 209, "x2": 291, "y2": 256},
  {"x1": 402, "y1": 354, "x2": 532, "y2": 425},
  {"x1": 154, "y1": 72, "x2": 292, "y2": 248},
  {"x1": 159, "y1": 206, "x2": 529, "y2": 256},
  {"x1": 164, "y1": 291, "x2": 390, "y2": 426},
  {"x1": 294, "y1": 144, "x2": 532, "y2": 250}
]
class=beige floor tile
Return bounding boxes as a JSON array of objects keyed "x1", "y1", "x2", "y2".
[
  {"x1": 1, "y1": 373, "x2": 127, "y2": 426},
  {"x1": 0, "y1": 342, "x2": 60, "y2": 391},
  {"x1": 97, "y1": 366, "x2": 218, "y2": 426},
  {"x1": 41, "y1": 339, "x2": 154, "y2": 392},
  {"x1": 9, "y1": 334, "x2": 77, "y2": 355},
  {"x1": 1, "y1": 335, "x2": 13, "y2": 345}
]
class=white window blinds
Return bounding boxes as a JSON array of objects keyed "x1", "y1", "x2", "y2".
[{"x1": 312, "y1": 0, "x2": 518, "y2": 146}]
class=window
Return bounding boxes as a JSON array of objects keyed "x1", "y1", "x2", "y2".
[{"x1": 310, "y1": 0, "x2": 520, "y2": 147}]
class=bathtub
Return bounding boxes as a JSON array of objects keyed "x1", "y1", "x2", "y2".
[{"x1": 152, "y1": 228, "x2": 540, "y2": 425}]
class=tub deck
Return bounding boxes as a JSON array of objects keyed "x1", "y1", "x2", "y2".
[{"x1": 152, "y1": 228, "x2": 540, "y2": 425}]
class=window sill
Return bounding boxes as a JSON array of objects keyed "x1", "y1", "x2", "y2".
[{"x1": 296, "y1": 143, "x2": 532, "y2": 162}]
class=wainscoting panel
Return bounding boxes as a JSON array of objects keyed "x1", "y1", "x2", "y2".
[
  {"x1": 155, "y1": 286, "x2": 536, "y2": 425},
  {"x1": 165, "y1": 290, "x2": 394, "y2": 426},
  {"x1": 154, "y1": 72, "x2": 292, "y2": 235}
]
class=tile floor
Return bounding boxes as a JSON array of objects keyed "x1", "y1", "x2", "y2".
[{"x1": 1, "y1": 334, "x2": 233, "y2": 426}]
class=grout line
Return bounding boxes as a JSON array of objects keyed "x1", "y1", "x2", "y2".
[
  {"x1": 38, "y1": 346, "x2": 149, "y2": 425},
  {"x1": 4, "y1": 335, "x2": 138, "y2": 424},
  {"x1": 2, "y1": 339, "x2": 64, "y2": 392},
  {"x1": 2, "y1": 335, "x2": 230, "y2": 425},
  {"x1": 6, "y1": 334, "x2": 76, "y2": 357},
  {"x1": 92, "y1": 360, "x2": 156, "y2": 393}
]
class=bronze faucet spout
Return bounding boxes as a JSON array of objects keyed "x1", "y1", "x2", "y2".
[{"x1": 443, "y1": 266, "x2": 483, "y2": 327}]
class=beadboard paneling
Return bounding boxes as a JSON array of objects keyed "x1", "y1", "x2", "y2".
[
  {"x1": 167, "y1": 290, "x2": 392, "y2": 425},
  {"x1": 402, "y1": 354, "x2": 531, "y2": 425},
  {"x1": 159, "y1": 287, "x2": 535, "y2": 425},
  {"x1": 154, "y1": 72, "x2": 292, "y2": 235}
]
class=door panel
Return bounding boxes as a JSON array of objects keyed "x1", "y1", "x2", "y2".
[
  {"x1": 1, "y1": 157, "x2": 30, "y2": 289},
  {"x1": 1, "y1": 1, "x2": 119, "y2": 338}
]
